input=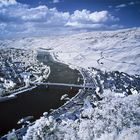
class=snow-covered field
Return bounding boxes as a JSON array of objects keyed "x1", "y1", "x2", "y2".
[
  {"x1": 0, "y1": 27, "x2": 140, "y2": 75},
  {"x1": 1, "y1": 28, "x2": 140, "y2": 140}
]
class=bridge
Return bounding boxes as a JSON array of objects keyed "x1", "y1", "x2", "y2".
[{"x1": 31, "y1": 82, "x2": 95, "y2": 90}]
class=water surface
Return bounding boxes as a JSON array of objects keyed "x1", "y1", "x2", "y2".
[{"x1": 0, "y1": 50, "x2": 83, "y2": 136}]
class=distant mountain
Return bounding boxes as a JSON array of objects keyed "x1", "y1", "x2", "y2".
[{"x1": 0, "y1": 27, "x2": 140, "y2": 75}]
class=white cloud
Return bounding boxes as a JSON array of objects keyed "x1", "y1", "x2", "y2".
[
  {"x1": 65, "y1": 22, "x2": 105, "y2": 29},
  {"x1": 21, "y1": 6, "x2": 49, "y2": 21},
  {"x1": 0, "y1": 0, "x2": 17, "y2": 7},
  {"x1": 116, "y1": 4, "x2": 126, "y2": 8},
  {"x1": 52, "y1": 0, "x2": 60, "y2": 4},
  {"x1": 0, "y1": 0, "x2": 120, "y2": 38},
  {"x1": 70, "y1": 10, "x2": 110, "y2": 23},
  {"x1": 66, "y1": 10, "x2": 119, "y2": 28}
]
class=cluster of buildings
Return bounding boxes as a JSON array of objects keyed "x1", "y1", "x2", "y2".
[
  {"x1": 88, "y1": 67, "x2": 140, "y2": 95},
  {"x1": 0, "y1": 48, "x2": 50, "y2": 97}
]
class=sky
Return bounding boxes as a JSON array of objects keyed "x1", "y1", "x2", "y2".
[{"x1": 0, "y1": 0, "x2": 140, "y2": 39}]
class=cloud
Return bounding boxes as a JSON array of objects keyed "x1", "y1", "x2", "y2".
[
  {"x1": 52, "y1": 0, "x2": 60, "y2": 4},
  {"x1": 115, "y1": 2, "x2": 138, "y2": 10},
  {"x1": 0, "y1": 0, "x2": 120, "y2": 38},
  {"x1": 66, "y1": 22, "x2": 105, "y2": 29},
  {"x1": 128, "y1": 2, "x2": 135, "y2": 5},
  {"x1": 66, "y1": 10, "x2": 119, "y2": 28},
  {"x1": 116, "y1": 4, "x2": 126, "y2": 8},
  {"x1": 0, "y1": 0, "x2": 17, "y2": 7},
  {"x1": 128, "y1": 1, "x2": 140, "y2": 5}
]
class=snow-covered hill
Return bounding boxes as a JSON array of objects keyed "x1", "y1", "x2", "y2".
[
  {"x1": 53, "y1": 28, "x2": 140, "y2": 75},
  {"x1": 23, "y1": 92, "x2": 140, "y2": 140},
  {"x1": 1, "y1": 28, "x2": 140, "y2": 140},
  {"x1": 0, "y1": 27, "x2": 140, "y2": 75}
]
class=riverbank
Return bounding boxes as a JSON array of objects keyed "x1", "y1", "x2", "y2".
[
  {"x1": 0, "y1": 49, "x2": 83, "y2": 138},
  {"x1": 23, "y1": 52, "x2": 140, "y2": 140},
  {"x1": 0, "y1": 48, "x2": 50, "y2": 100}
]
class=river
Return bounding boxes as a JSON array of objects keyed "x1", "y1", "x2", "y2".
[{"x1": 0, "y1": 50, "x2": 83, "y2": 136}]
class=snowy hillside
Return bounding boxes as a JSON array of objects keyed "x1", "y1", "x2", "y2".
[
  {"x1": 23, "y1": 91, "x2": 140, "y2": 140},
  {"x1": 0, "y1": 27, "x2": 140, "y2": 75},
  {"x1": 1, "y1": 28, "x2": 140, "y2": 140},
  {"x1": 53, "y1": 28, "x2": 140, "y2": 75}
]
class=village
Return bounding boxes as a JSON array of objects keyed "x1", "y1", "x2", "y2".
[{"x1": 0, "y1": 48, "x2": 50, "y2": 97}]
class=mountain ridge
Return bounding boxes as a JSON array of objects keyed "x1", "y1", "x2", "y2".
[{"x1": 0, "y1": 27, "x2": 140, "y2": 75}]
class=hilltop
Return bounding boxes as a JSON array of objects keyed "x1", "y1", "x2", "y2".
[{"x1": 1, "y1": 28, "x2": 140, "y2": 75}]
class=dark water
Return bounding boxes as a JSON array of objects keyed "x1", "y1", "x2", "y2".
[{"x1": 0, "y1": 50, "x2": 83, "y2": 136}]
